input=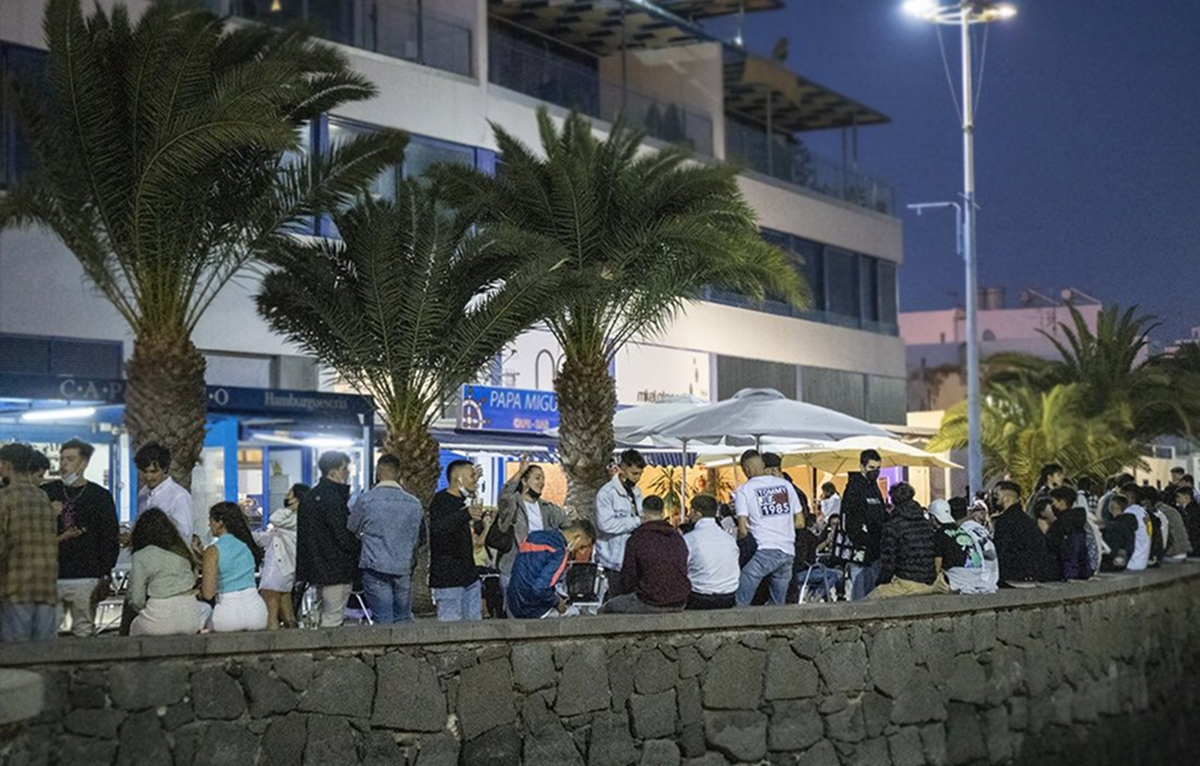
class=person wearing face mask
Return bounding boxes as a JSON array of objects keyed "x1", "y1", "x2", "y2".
[
  {"x1": 495, "y1": 458, "x2": 570, "y2": 595},
  {"x1": 429, "y1": 460, "x2": 486, "y2": 621},
  {"x1": 296, "y1": 451, "x2": 360, "y2": 628},
  {"x1": 259, "y1": 482, "x2": 308, "y2": 629},
  {"x1": 841, "y1": 449, "x2": 887, "y2": 600},
  {"x1": 42, "y1": 439, "x2": 119, "y2": 638},
  {"x1": 594, "y1": 450, "x2": 646, "y2": 590}
]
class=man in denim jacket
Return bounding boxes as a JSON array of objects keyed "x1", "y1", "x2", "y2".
[{"x1": 348, "y1": 454, "x2": 425, "y2": 623}]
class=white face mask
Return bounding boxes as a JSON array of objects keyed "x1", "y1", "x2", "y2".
[{"x1": 62, "y1": 472, "x2": 81, "y2": 486}]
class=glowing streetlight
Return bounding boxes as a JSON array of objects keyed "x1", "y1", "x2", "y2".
[{"x1": 903, "y1": 1, "x2": 1016, "y2": 496}]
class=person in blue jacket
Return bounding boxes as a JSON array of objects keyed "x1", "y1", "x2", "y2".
[{"x1": 507, "y1": 522, "x2": 594, "y2": 619}]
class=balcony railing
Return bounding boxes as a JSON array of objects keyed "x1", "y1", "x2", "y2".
[
  {"x1": 225, "y1": 0, "x2": 473, "y2": 78},
  {"x1": 488, "y1": 30, "x2": 714, "y2": 156},
  {"x1": 725, "y1": 118, "x2": 896, "y2": 215}
]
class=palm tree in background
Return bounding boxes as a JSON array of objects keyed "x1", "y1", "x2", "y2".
[
  {"x1": 256, "y1": 184, "x2": 571, "y2": 505},
  {"x1": 0, "y1": 0, "x2": 405, "y2": 485},
  {"x1": 432, "y1": 109, "x2": 809, "y2": 514}
]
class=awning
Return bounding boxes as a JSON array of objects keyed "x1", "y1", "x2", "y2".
[
  {"x1": 724, "y1": 51, "x2": 890, "y2": 133},
  {"x1": 488, "y1": 0, "x2": 714, "y2": 56}
]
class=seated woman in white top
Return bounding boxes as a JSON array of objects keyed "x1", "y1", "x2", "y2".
[
  {"x1": 128, "y1": 508, "x2": 211, "y2": 636},
  {"x1": 202, "y1": 502, "x2": 268, "y2": 633}
]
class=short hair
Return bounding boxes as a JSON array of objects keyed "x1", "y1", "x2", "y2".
[
  {"x1": 318, "y1": 451, "x2": 351, "y2": 477},
  {"x1": 619, "y1": 449, "x2": 646, "y2": 469},
  {"x1": 1174, "y1": 485, "x2": 1193, "y2": 500},
  {"x1": 889, "y1": 482, "x2": 915, "y2": 507},
  {"x1": 642, "y1": 495, "x2": 665, "y2": 515},
  {"x1": 1049, "y1": 487, "x2": 1077, "y2": 506},
  {"x1": 135, "y1": 443, "x2": 171, "y2": 472},
  {"x1": 1, "y1": 444, "x2": 45, "y2": 474},
  {"x1": 995, "y1": 480, "x2": 1022, "y2": 497},
  {"x1": 377, "y1": 454, "x2": 401, "y2": 474},
  {"x1": 821, "y1": 482, "x2": 838, "y2": 496},
  {"x1": 1110, "y1": 495, "x2": 1129, "y2": 513},
  {"x1": 0, "y1": 442, "x2": 27, "y2": 465},
  {"x1": 563, "y1": 519, "x2": 595, "y2": 543},
  {"x1": 1040, "y1": 463, "x2": 1065, "y2": 478},
  {"x1": 446, "y1": 459, "x2": 474, "y2": 483},
  {"x1": 30, "y1": 450, "x2": 50, "y2": 474},
  {"x1": 288, "y1": 483, "x2": 311, "y2": 505},
  {"x1": 762, "y1": 452, "x2": 783, "y2": 470},
  {"x1": 691, "y1": 494, "x2": 719, "y2": 518},
  {"x1": 1183, "y1": 474, "x2": 1195, "y2": 486},
  {"x1": 739, "y1": 449, "x2": 761, "y2": 470},
  {"x1": 1171, "y1": 466, "x2": 1186, "y2": 475},
  {"x1": 1033, "y1": 497, "x2": 1055, "y2": 518},
  {"x1": 1119, "y1": 482, "x2": 1141, "y2": 500},
  {"x1": 1139, "y1": 486, "x2": 1160, "y2": 506},
  {"x1": 949, "y1": 497, "x2": 970, "y2": 521},
  {"x1": 1074, "y1": 476, "x2": 1094, "y2": 494},
  {"x1": 860, "y1": 449, "x2": 882, "y2": 466},
  {"x1": 60, "y1": 438, "x2": 95, "y2": 461}
]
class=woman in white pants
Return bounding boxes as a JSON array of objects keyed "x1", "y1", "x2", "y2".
[
  {"x1": 202, "y1": 503, "x2": 268, "y2": 632},
  {"x1": 128, "y1": 509, "x2": 210, "y2": 636}
]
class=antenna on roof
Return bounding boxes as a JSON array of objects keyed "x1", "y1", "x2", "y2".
[{"x1": 771, "y1": 36, "x2": 789, "y2": 63}]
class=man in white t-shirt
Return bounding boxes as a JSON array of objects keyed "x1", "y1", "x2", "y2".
[{"x1": 734, "y1": 450, "x2": 803, "y2": 606}]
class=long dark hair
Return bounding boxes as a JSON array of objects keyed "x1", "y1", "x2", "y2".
[
  {"x1": 288, "y1": 483, "x2": 310, "y2": 507},
  {"x1": 210, "y1": 502, "x2": 264, "y2": 568},
  {"x1": 131, "y1": 507, "x2": 195, "y2": 568},
  {"x1": 518, "y1": 465, "x2": 542, "y2": 494}
]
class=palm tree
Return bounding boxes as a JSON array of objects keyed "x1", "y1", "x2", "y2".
[
  {"x1": 432, "y1": 109, "x2": 809, "y2": 513},
  {"x1": 0, "y1": 0, "x2": 405, "y2": 485},
  {"x1": 928, "y1": 383, "x2": 1143, "y2": 493},
  {"x1": 256, "y1": 183, "x2": 570, "y2": 505}
]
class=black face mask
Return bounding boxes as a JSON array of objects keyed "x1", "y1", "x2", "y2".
[
  {"x1": 622, "y1": 478, "x2": 637, "y2": 497},
  {"x1": 864, "y1": 469, "x2": 881, "y2": 482},
  {"x1": 524, "y1": 487, "x2": 542, "y2": 501}
]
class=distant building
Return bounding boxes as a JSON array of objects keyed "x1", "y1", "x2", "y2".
[
  {"x1": 1165, "y1": 326, "x2": 1200, "y2": 355},
  {"x1": 901, "y1": 288, "x2": 1103, "y2": 413}
]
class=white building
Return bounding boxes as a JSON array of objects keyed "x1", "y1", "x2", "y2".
[{"x1": 0, "y1": 0, "x2": 905, "y2": 512}]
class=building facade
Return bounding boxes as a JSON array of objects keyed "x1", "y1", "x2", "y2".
[{"x1": 0, "y1": 0, "x2": 905, "y2": 512}]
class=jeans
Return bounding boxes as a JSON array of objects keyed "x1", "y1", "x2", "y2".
[
  {"x1": 736, "y1": 548, "x2": 794, "y2": 606},
  {"x1": 433, "y1": 580, "x2": 482, "y2": 622},
  {"x1": 361, "y1": 569, "x2": 413, "y2": 624},
  {"x1": 0, "y1": 603, "x2": 58, "y2": 643},
  {"x1": 849, "y1": 560, "x2": 882, "y2": 601},
  {"x1": 796, "y1": 564, "x2": 843, "y2": 602}
]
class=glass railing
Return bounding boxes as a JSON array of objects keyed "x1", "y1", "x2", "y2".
[
  {"x1": 725, "y1": 118, "x2": 896, "y2": 215},
  {"x1": 224, "y1": 0, "x2": 473, "y2": 78},
  {"x1": 487, "y1": 30, "x2": 714, "y2": 156}
]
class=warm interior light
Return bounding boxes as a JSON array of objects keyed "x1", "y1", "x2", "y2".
[
  {"x1": 20, "y1": 406, "x2": 97, "y2": 422},
  {"x1": 269, "y1": 0, "x2": 282, "y2": 12},
  {"x1": 302, "y1": 436, "x2": 355, "y2": 448}
]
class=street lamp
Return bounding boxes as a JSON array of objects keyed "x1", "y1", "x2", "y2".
[{"x1": 903, "y1": 0, "x2": 1016, "y2": 497}]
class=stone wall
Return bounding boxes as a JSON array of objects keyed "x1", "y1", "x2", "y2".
[{"x1": 2, "y1": 567, "x2": 1199, "y2": 766}]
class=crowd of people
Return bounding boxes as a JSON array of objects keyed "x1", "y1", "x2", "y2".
[{"x1": 2, "y1": 438, "x2": 1198, "y2": 642}]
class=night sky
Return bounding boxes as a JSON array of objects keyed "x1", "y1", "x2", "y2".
[{"x1": 725, "y1": 0, "x2": 1200, "y2": 342}]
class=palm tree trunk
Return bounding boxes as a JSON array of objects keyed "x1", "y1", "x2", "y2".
[
  {"x1": 124, "y1": 331, "x2": 208, "y2": 490},
  {"x1": 555, "y1": 349, "x2": 616, "y2": 519},
  {"x1": 384, "y1": 423, "x2": 442, "y2": 615}
]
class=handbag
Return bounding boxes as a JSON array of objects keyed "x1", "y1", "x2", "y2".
[{"x1": 485, "y1": 518, "x2": 514, "y2": 554}]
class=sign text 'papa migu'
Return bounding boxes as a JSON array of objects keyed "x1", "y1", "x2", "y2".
[{"x1": 458, "y1": 385, "x2": 558, "y2": 434}]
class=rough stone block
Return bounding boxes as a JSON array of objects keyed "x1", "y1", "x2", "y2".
[
  {"x1": 765, "y1": 640, "x2": 819, "y2": 700},
  {"x1": 945, "y1": 655, "x2": 987, "y2": 706},
  {"x1": 525, "y1": 728, "x2": 584, "y2": 766},
  {"x1": 677, "y1": 646, "x2": 704, "y2": 680},
  {"x1": 68, "y1": 672, "x2": 108, "y2": 709},
  {"x1": 414, "y1": 731, "x2": 459, "y2": 766},
  {"x1": 767, "y1": 700, "x2": 822, "y2": 752},
  {"x1": 261, "y1": 713, "x2": 308, "y2": 766},
  {"x1": 889, "y1": 728, "x2": 926, "y2": 766},
  {"x1": 920, "y1": 723, "x2": 947, "y2": 766},
  {"x1": 557, "y1": 645, "x2": 611, "y2": 718},
  {"x1": 639, "y1": 739, "x2": 681, "y2": 766},
  {"x1": 825, "y1": 697, "x2": 865, "y2": 743},
  {"x1": 676, "y1": 678, "x2": 702, "y2": 728},
  {"x1": 191, "y1": 667, "x2": 246, "y2": 721},
  {"x1": 682, "y1": 754, "x2": 726, "y2": 766},
  {"x1": 512, "y1": 643, "x2": 556, "y2": 693},
  {"x1": 457, "y1": 659, "x2": 516, "y2": 741},
  {"x1": 273, "y1": 656, "x2": 314, "y2": 692},
  {"x1": 58, "y1": 734, "x2": 117, "y2": 766},
  {"x1": 109, "y1": 663, "x2": 188, "y2": 711},
  {"x1": 63, "y1": 707, "x2": 126, "y2": 739},
  {"x1": 630, "y1": 690, "x2": 677, "y2": 740},
  {"x1": 298, "y1": 658, "x2": 374, "y2": 719},
  {"x1": 702, "y1": 643, "x2": 765, "y2": 710},
  {"x1": 162, "y1": 701, "x2": 195, "y2": 731},
  {"x1": 971, "y1": 613, "x2": 997, "y2": 653},
  {"x1": 461, "y1": 724, "x2": 521, "y2": 766},
  {"x1": 790, "y1": 628, "x2": 823, "y2": 661},
  {"x1": 704, "y1": 710, "x2": 767, "y2": 762},
  {"x1": 890, "y1": 667, "x2": 946, "y2": 726},
  {"x1": 944, "y1": 703, "x2": 987, "y2": 766},
  {"x1": 588, "y1": 711, "x2": 638, "y2": 766},
  {"x1": 846, "y1": 737, "x2": 889, "y2": 766},
  {"x1": 868, "y1": 626, "x2": 914, "y2": 699},
  {"x1": 241, "y1": 667, "x2": 298, "y2": 719},
  {"x1": 634, "y1": 650, "x2": 678, "y2": 696},
  {"x1": 428, "y1": 649, "x2": 478, "y2": 677},
  {"x1": 678, "y1": 722, "x2": 706, "y2": 759},
  {"x1": 116, "y1": 709, "x2": 170, "y2": 766},
  {"x1": 608, "y1": 648, "x2": 636, "y2": 714},
  {"x1": 362, "y1": 731, "x2": 411, "y2": 766},
  {"x1": 373, "y1": 654, "x2": 446, "y2": 733},
  {"x1": 985, "y1": 706, "x2": 1012, "y2": 764},
  {"x1": 304, "y1": 714, "x2": 359, "y2": 766},
  {"x1": 815, "y1": 641, "x2": 868, "y2": 695},
  {"x1": 797, "y1": 739, "x2": 840, "y2": 766},
  {"x1": 861, "y1": 692, "x2": 891, "y2": 739},
  {"x1": 193, "y1": 720, "x2": 259, "y2": 766}
]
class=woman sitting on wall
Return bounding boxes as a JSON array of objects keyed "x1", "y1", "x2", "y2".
[
  {"x1": 128, "y1": 508, "x2": 211, "y2": 636},
  {"x1": 202, "y1": 502, "x2": 268, "y2": 633}
]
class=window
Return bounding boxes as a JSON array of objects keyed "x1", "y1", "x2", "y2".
[
  {"x1": 878, "y1": 261, "x2": 898, "y2": 327},
  {"x1": 1, "y1": 44, "x2": 48, "y2": 188},
  {"x1": 982, "y1": 330, "x2": 997, "y2": 342},
  {"x1": 860, "y1": 257, "x2": 880, "y2": 324},
  {"x1": 824, "y1": 247, "x2": 860, "y2": 322},
  {"x1": 792, "y1": 238, "x2": 824, "y2": 313},
  {"x1": 328, "y1": 118, "x2": 401, "y2": 202},
  {"x1": 403, "y1": 136, "x2": 475, "y2": 181}
]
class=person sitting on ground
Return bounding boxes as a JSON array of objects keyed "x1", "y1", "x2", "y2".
[
  {"x1": 944, "y1": 498, "x2": 999, "y2": 594},
  {"x1": 1154, "y1": 487, "x2": 1191, "y2": 564},
  {"x1": 348, "y1": 455, "x2": 425, "y2": 624},
  {"x1": 128, "y1": 508, "x2": 210, "y2": 636},
  {"x1": 733, "y1": 450, "x2": 803, "y2": 606},
  {"x1": 600, "y1": 495, "x2": 691, "y2": 614},
  {"x1": 992, "y1": 481, "x2": 1056, "y2": 586},
  {"x1": 1045, "y1": 487, "x2": 1095, "y2": 581},
  {"x1": 201, "y1": 502, "x2": 267, "y2": 633},
  {"x1": 1101, "y1": 495, "x2": 1136, "y2": 572},
  {"x1": 1174, "y1": 485, "x2": 1200, "y2": 559},
  {"x1": 869, "y1": 483, "x2": 946, "y2": 599},
  {"x1": 682, "y1": 495, "x2": 740, "y2": 610},
  {"x1": 506, "y1": 522, "x2": 595, "y2": 619}
]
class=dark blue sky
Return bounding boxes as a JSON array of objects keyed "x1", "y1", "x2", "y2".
[{"x1": 731, "y1": 0, "x2": 1200, "y2": 342}]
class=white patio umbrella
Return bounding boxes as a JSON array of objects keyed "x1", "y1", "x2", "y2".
[
  {"x1": 782, "y1": 435, "x2": 960, "y2": 474},
  {"x1": 612, "y1": 397, "x2": 707, "y2": 444}
]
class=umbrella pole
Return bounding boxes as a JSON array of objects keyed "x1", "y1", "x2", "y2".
[{"x1": 680, "y1": 438, "x2": 688, "y2": 521}]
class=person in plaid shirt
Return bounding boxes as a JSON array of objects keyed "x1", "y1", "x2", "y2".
[{"x1": 0, "y1": 443, "x2": 59, "y2": 642}]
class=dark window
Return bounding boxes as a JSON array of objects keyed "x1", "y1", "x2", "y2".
[
  {"x1": 801, "y1": 366, "x2": 866, "y2": 420},
  {"x1": 860, "y1": 257, "x2": 879, "y2": 324},
  {"x1": 792, "y1": 238, "x2": 824, "y2": 313},
  {"x1": 403, "y1": 135, "x2": 476, "y2": 181},
  {"x1": 824, "y1": 247, "x2": 860, "y2": 323},
  {"x1": 866, "y1": 375, "x2": 906, "y2": 424},
  {"x1": 717, "y1": 356, "x2": 797, "y2": 400},
  {"x1": 878, "y1": 261, "x2": 898, "y2": 327},
  {"x1": 1, "y1": 44, "x2": 49, "y2": 188}
]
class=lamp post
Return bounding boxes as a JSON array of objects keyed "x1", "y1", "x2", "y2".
[{"x1": 903, "y1": 0, "x2": 1016, "y2": 496}]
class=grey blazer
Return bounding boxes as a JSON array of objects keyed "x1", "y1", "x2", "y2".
[{"x1": 494, "y1": 477, "x2": 570, "y2": 575}]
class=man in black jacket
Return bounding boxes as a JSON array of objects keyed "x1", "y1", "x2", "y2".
[
  {"x1": 296, "y1": 451, "x2": 360, "y2": 627},
  {"x1": 992, "y1": 481, "x2": 1055, "y2": 586},
  {"x1": 841, "y1": 449, "x2": 886, "y2": 600},
  {"x1": 429, "y1": 460, "x2": 485, "y2": 622},
  {"x1": 870, "y1": 484, "x2": 946, "y2": 598},
  {"x1": 44, "y1": 439, "x2": 120, "y2": 637}
]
